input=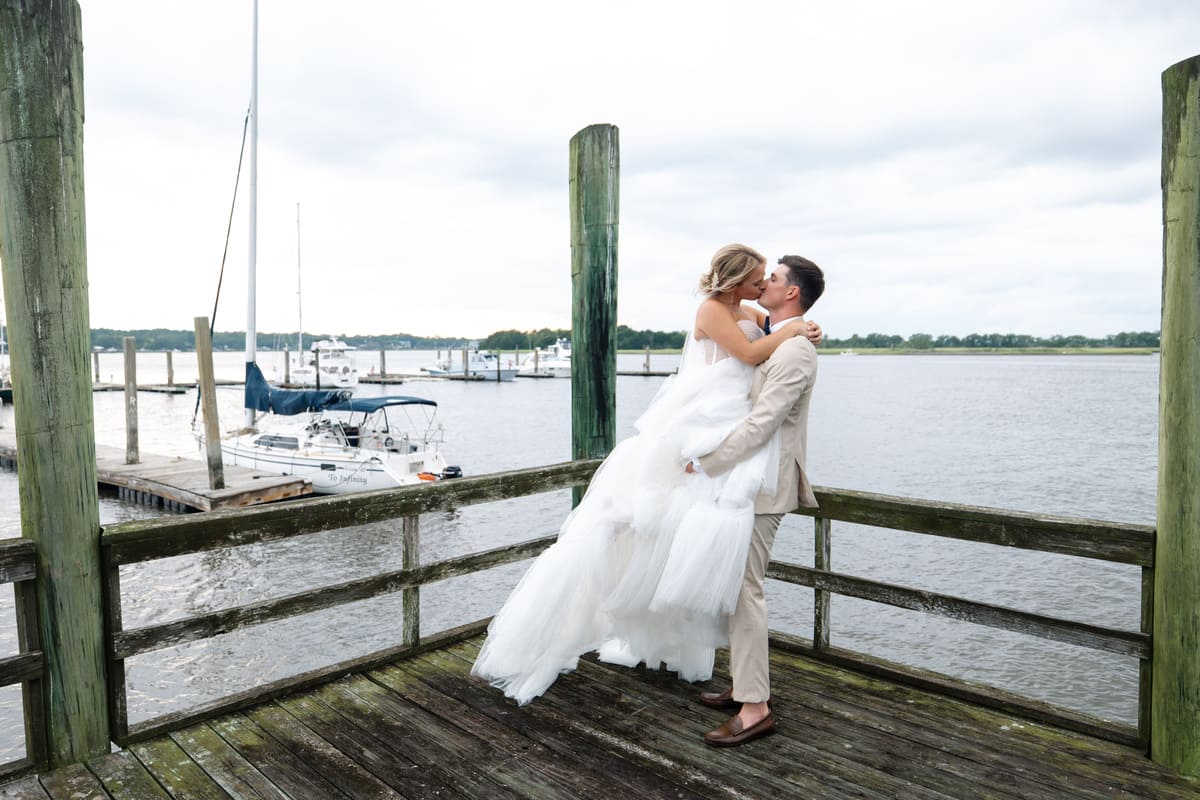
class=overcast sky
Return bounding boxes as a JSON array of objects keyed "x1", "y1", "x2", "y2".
[{"x1": 44, "y1": 1, "x2": 1200, "y2": 339}]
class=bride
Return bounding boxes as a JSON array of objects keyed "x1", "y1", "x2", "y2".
[{"x1": 472, "y1": 244, "x2": 820, "y2": 704}]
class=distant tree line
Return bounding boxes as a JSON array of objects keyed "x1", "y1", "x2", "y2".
[
  {"x1": 88, "y1": 327, "x2": 1160, "y2": 353},
  {"x1": 481, "y1": 326, "x2": 687, "y2": 351},
  {"x1": 823, "y1": 331, "x2": 1161, "y2": 349},
  {"x1": 89, "y1": 329, "x2": 467, "y2": 352}
]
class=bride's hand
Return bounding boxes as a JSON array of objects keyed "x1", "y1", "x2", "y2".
[{"x1": 805, "y1": 321, "x2": 823, "y2": 346}]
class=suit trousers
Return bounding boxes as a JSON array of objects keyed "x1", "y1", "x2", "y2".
[{"x1": 729, "y1": 513, "x2": 783, "y2": 703}]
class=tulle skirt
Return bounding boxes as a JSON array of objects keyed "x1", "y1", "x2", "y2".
[{"x1": 471, "y1": 355, "x2": 779, "y2": 704}]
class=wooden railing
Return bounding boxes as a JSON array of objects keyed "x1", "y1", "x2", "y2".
[
  {"x1": 785, "y1": 488, "x2": 1153, "y2": 748},
  {"x1": 0, "y1": 537, "x2": 46, "y2": 778},
  {"x1": 99, "y1": 460, "x2": 599, "y2": 744},
  {"x1": 93, "y1": 461, "x2": 1152, "y2": 750}
]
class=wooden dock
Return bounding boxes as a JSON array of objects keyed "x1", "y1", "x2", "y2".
[
  {"x1": 2, "y1": 636, "x2": 1196, "y2": 799},
  {"x1": 0, "y1": 431, "x2": 310, "y2": 511}
]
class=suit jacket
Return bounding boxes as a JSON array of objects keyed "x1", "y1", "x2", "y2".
[{"x1": 697, "y1": 334, "x2": 818, "y2": 513}]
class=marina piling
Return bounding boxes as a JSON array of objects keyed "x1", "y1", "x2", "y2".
[
  {"x1": 569, "y1": 124, "x2": 619, "y2": 504},
  {"x1": 122, "y1": 337, "x2": 138, "y2": 464},
  {"x1": 1154, "y1": 53, "x2": 1200, "y2": 778},
  {"x1": 194, "y1": 317, "x2": 225, "y2": 491},
  {"x1": 0, "y1": 0, "x2": 109, "y2": 766}
]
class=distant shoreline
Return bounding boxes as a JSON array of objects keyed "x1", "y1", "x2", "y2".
[
  {"x1": 818, "y1": 347, "x2": 1159, "y2": 356},
  {"x1": 617, "y1": 347, "x2": 1160, "y2": 356}
]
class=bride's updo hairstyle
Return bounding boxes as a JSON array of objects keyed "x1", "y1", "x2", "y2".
[{"x1": 698, "y1": 243, "x2": 767, "y2": 296}]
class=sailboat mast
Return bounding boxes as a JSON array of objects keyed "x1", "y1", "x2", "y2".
[
  {"x1": 245, "y1": 0, "x2": 259, "y2": 429},
  {"x1": 296, "y1": 202, "x2": 302, "y2": 356}
]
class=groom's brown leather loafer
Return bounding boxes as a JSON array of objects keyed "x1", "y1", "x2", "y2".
[
  {"x1": 698, "y1": 687, "x2": 738, "y2": 709},
  {"x1": 704, "y1": 711, "x2": 777, "y2": 747}
]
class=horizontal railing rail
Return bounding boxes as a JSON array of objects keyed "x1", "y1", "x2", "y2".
[
  {"x1": 0, "y1": 537, "x2": 46, "y2": 780},
  {"x1": 98, "y1": 463, "x2": 1153, "y2": 751}
]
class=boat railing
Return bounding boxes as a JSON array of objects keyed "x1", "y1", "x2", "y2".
[{"x1": 3, "y1": 459, "x2": 1153, "y2": 774}]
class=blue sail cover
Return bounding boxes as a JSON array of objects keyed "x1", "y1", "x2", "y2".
[{"x1": 244, "y1": 362, "x2": 350, "y2": 415}]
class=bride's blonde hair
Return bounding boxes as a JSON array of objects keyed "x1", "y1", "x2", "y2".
[{"x1": 698, "y1": 243, "x2": 766, "y2": 295}]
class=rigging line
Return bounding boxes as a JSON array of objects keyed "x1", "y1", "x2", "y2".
[{"x1": 194, "y1": 108, "x2": 252, "y2": 426}]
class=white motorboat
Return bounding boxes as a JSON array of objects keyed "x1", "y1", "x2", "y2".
[
  {"x1": 290, "y1": 337, "x2": 359, "y2": 389},
  {"x1": 216, "y1": 364, "x2": 462, "y2": 494},
  {"x1": 517, "y1": 338, "x2": 571, "y2": 378},
  {"x1": 423, "y1": 342, "x2": 518, "y2": 381}
]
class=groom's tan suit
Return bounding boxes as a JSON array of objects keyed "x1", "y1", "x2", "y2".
[{"x1": 698, "y1": 331, "x2": 819, "y2": 702}]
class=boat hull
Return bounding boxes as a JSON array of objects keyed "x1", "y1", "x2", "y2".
[{"x1": 220, "y1": 437, "x2": 446, "y2": 494}]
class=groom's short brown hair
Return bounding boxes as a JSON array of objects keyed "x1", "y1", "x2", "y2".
[{"x1": 779, "y1": 255, "x2": 825, "y2": 312}]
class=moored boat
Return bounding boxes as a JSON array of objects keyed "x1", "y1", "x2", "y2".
[
  {"x1": 517, "y1": 337, "x2": 571, "y2": 378},
  {"x1": 423, "y1": 342, "x2": 518, "y2": 381},
  {"x1": 215, "y1": 363, "x2": 461, "y2": 494},
  {"x1": 290, "y1": 337, "x2": 359, "y2": 388}
]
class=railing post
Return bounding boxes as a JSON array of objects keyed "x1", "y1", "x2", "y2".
[
  {"x1": 15, "y1": 573, "x2": 47, "y2": 769},
  {"x1": 0, "y1": 0, "x2": 110, "y2": 765},
  {"x1": 402, "y1": 515, "x2": 420, "y2": 647},
  {"x1": 814, "y1": 517, "x2": 831, "y2": 651},
  {"x1": 1154, "y1": 53, "x2": 1200, "y2": 777},
  {"x1": 569, "y1": 123, "x2": 619, "y2": 505},
  {"x1": 123, "y1": 337, "x2": 138, "y2": 464}
]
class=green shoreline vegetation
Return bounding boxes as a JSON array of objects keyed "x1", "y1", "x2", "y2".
[{"x1": 87, "y1": 327, "x2": 1161, "y2": 355}]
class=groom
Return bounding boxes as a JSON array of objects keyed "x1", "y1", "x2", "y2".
[{"x1": 688, "y1": 254, "x2": 825, "y2": 746}]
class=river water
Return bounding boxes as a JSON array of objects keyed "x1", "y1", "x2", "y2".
[{"x1": 0, "y1": 349, "x2": 1158, "y2": 760}]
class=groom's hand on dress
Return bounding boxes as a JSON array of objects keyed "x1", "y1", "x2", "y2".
[{"x1": 805, "y1": 321, "x2": 823, "y2": 346}]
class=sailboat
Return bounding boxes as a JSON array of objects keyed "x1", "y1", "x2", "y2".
[{"x1": 205, "y1": 2, "x2": 461, "y2": 494}]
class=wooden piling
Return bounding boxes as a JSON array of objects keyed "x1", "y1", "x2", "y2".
[
  {"x1": 123, "y1": 337, "x2": 138, "y2": 464},
  {"x1": 569, "y1": 124, "x2": 619, "y2": 503},
  {"x1": 283, "y1": 345, "x2": 290, "y2": 384},
  {"x1": 165, "y1": 350, "x2": 174, "y2": 386},
  {"x1": 1154, "y1": 53, "x2": 1200, "y2": 778},
  {"x1": 92, "y1": 350, "x2": 99, "y2": 385},
  {"x1": 194, "y1": 317, "x2": 225, "y2": 490},
  {"x1": 380, "y1": 349, "x2": 386, "y2": 378},
  {"x1": 0, "y1": 0, "x2": 109, "y2": 765}
]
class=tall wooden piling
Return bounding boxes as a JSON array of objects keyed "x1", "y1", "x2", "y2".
[
  {"x1": 1154, "y1": 54, "x2": 1200, "y2": 778},
  {"x1": 0, "y1": 0, "x2": 109, "y2": 766},
  {"x1": 165, "y1": 350, "x2": 174, "y2": 386},
  {"x1": 194, "y1": 317, "x2": 225, "y2": 490},
  {"x1": 123, "y1": 337, "x2": 138, "y2": 464},
  {"x1": 569, "y1": 124, "x2": 619, "y2": 503}
]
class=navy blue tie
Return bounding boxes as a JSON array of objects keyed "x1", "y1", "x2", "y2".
[{"x1": 763, "y1": 316, "x2": 771, "y2": 334}]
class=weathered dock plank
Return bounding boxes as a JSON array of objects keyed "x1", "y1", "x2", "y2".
[
  {"x1": 242, "y1": 704, "x2": 403, "y2": 800},
  {"x1": 4, "y1": 635, "x2": 1199, "y2": 799},
  {"x1": 275, "y1": 693, "x2": 459, "y2": 799},
  {"x1": 84, "y1": 752, "x2": 170, "y2": 799},
  {"x1": 127, "y1": 737, "x2": 233, "y2": 800},
  {"x1": 35, "y1": 762, "x2": 110, "y2": 799},
  {"x1": 166, "y1": 723, "x2": 289, "y2": 800},
  {"x1": 0, "y1": 776, "x2": 49, "y2": 799}
]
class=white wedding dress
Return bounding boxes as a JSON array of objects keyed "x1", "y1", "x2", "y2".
[{"x1": 472, "y1": 319, "x2": 780, "y2": 704}]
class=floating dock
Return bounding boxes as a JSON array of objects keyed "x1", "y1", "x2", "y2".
[{"x1": 0, "y1": 430, "x2": 310, "y2": 511}]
